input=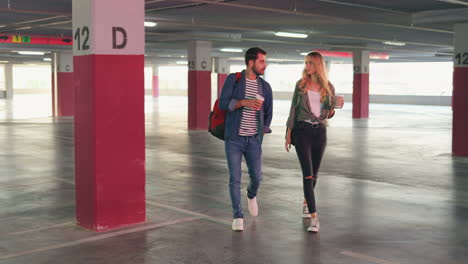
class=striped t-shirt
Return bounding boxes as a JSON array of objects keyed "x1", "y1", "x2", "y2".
[{"x1": 239, "y1": 78, "x2": 259, "y2": 136}]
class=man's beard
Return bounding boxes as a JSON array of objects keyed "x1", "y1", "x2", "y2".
[{"x1": 252, "y1": 64, "x2": 264, "y2": 76}]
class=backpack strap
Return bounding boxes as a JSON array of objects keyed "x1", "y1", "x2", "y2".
[{"x1": 235, "y1": 72, "x2": 242, "y2": 83}]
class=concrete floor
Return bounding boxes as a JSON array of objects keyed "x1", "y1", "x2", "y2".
[{"x1": 0, "y1": 95, "x2": 467, "y2": 264}]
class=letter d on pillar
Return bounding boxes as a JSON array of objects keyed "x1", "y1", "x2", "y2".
[{"x1": 112, "y1": 27, "x2": 127, "y2": 49}]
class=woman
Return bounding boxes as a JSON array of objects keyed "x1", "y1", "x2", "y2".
[{"x1": 285, "y1": 51, "x2": 343, "y2": 232}]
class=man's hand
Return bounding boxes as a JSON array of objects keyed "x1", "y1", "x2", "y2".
[{"x1": 236, "y1": 99, "x2": 263, "y2": 110}]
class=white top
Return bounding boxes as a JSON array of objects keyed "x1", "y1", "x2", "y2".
[
  {"x1": 307, "y1": 90, "x2": 322, "y2": 117},
  {"x1": 239, "y1": 78, "x2": 258, "y2": 136}
]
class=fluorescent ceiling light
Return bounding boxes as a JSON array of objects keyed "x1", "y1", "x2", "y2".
[
  {"x1": 43, "y1": 58, "x2": 52, "y2": 61},
  {"x1": 220, "y1": 48, "x2": 243, "y2": 53},
  {"x1": 0, "y1": 60, "x2": 9, "y2": 63},
  {"x1": 176, "y1": 61, "x2": 187, "y2": 65},
  {"x1": 383, "y1": 41, "x2": 406, "y2": 46},
  {"x1": 275, "y1": 32, "x2": 308, "y2": 38},
  {"x1": 17, "y1": 51, "x2": 45, "y2": 55},
  {"x1": 15, "y1": 26, "x2": 31, "y2": 30},
  {"x1": 435, "y1": 52, "x2": 454, "y2": 56},
  {"x1": 144, "y1": 21, "x2": 157, "y2": 27}
]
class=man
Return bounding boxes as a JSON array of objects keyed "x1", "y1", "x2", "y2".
[{"x1": 219, "y1": 47, "x2": 273, "y2": 231}]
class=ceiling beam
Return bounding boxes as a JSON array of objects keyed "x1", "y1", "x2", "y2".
[
  {"x1": 177, "y1": 0, "x2": 454, "y2": 34},
  {"x1": 316, "y1": 0, "x2": 408, "y2": 14},
  {"x1": 0, "y1": 8, "x2": 70, "y2": 16},
  {"x1": 412, "y1": 7, "x2": 468, "y2": 24},
  {"x1": 145, "y1": 18, "x2": 452, "y2": 48}
]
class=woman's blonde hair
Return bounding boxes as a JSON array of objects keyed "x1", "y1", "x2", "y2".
[{"x1": 299, "y1": 52, "x2": 332, "y2": 103}]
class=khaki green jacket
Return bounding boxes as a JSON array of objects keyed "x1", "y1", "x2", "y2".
[{"x1": 286, "y1": 80, "x2": 336, "y2": 130}]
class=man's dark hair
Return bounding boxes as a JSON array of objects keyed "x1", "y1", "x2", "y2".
[{"x1": 245, "y1": 47, "x2": 267, "y2": 66}]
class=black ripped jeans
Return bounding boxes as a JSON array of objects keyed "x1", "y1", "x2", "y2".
[{"x1": 293, "y1": 121, "x2": 327, "y2": 214}]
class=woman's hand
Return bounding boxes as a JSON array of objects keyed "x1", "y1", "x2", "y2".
[
  {"x1": 285, "y1": 128, "x2": 292, "y2": 152},
  {"x1": 285, "y1": 136, "x2": 292, "y2": 152},
  {"x1": 335, "y1": 96, "x2": 344, "y2": 108}
]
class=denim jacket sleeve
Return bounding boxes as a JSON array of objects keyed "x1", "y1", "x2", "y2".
[
  {"x1": 263, "y1": 81, "x2": 273, "y2": 134},
  {"x1": 219, "y1": 73, "x2": 239, "y2": 112}
]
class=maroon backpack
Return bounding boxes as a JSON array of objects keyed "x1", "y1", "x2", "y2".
[{"x1": 208, "y1": 72, "x2": 242, "y2": 140}]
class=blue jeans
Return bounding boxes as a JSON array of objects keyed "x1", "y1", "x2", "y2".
[{"x1": 225, "y1": 136, "x2": 263, "y2": 219}]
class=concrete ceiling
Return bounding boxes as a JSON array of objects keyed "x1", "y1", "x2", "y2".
[{"x1": 1, "y1": 0, "x2": 467, "y2": 64}]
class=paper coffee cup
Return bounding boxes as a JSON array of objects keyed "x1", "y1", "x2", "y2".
[{"x1": 335, "y1": 95, "x2": 344, "y2": 109}]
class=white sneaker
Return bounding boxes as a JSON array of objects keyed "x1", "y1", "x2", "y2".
[
  {"x1": 308, "y1": 217, "x2": 320, "y2": 233},
  {"x1": 248, "y1": 197, "x2": 258, "y2": 217},
  {"x1": 232, "y1": 218, "x2": 244, "y2": 231},
  {"x1": 302, "y1": 203, "x2": 311, "y2": 218}
]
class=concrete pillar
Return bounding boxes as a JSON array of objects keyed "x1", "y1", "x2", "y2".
[
  {"x1": 5, "y1": 64, "x2": 13, "y2": 99},
  {"x1": 187, "y1": 40, "x2": 212, "y2": 130},
  {"x1": 72, "y1": 0, "x2": 146, "y2": 231},
  {"x1": 352, "y1": 50, "x2": 370, "y2": 119},
  {"x1": 215, "y1": 57, "x2": 229, "y2": 97},
  {"x1": 152, "y1": 65, "x2": 159, "y2": 98},
  {"x1": 51, "y1": 52, "x2": 58, "y2": 116},
  {"x1": 57, "y1": 52, "x2": 74, "y2": 116},
  {"x1": 453, "y1": 23, "x2": 468, "y2": 156},
  {"x1": 325, "y1": 60, "x2": 331, "y2": 74}
]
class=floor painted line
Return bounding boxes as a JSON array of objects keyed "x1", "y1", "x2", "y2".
[
  {"x1": 0, "y1": 177, "x2": 74, "y2": 189},
  {"x1": 146, "y1": 200, "x2": 232, "y2": 226},
  {"x1": 5, "y1": 221, "x2": 74, "y2": 236},
  {"x1": 341, "y1": 251, "x2": 400, "y2": 264},
  {"x1": 0, "y1": 180, "x2": 61, "y2": 189},
  {"x1": 149, "y1": 186, "x2": 231, "y2": 206},
  {"x1": 0, "y1": 217, "x2": 201, "y2": 261},
  {"x1": 49, "y1": 177, "x2": 75, "y2": 185}
]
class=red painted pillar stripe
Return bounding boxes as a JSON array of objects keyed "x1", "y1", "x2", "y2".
[
  {"x1": 188, "y1": 40, "x2": 212, "y2": 130},
  {"x1": 57, "y1": 72, "x2": 74, "y2": 116},
  {"x1": 73, "y1": 0, "x2": 145, "y2": 231},
  {"x1": 51, "y1": 71, "x2": 56, "y2": 117},
  {"x1": 215, "y1": 58, "x2": 229, "y2": 98},
  {"x1": 188, "y1": 70, "x2": 212, "y2": 130},
  {"x1": 452, "y1": 23, "x2": 468, "y2": 156},
  {"x1": 74, "y1": 55, "x2": 145, "y2": 228},
  {"x1": 352, "y1": 73, "x2": 369, "y2": 119},
  {"x1": 57, "y1": 52, "x2": 74, "y2": 117},
  {"x1": 352, "y1": 50, "x2": 370, "y2": 119},
  {"x1": 217, "y1": 73, "x2": 228, "y2": 98},
  {"x1": 453, "y1": 68, "x2": 468, "y2": 156},
  {"x1": 152, "y1": 75, "x2": 159, "y2": 97}
]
